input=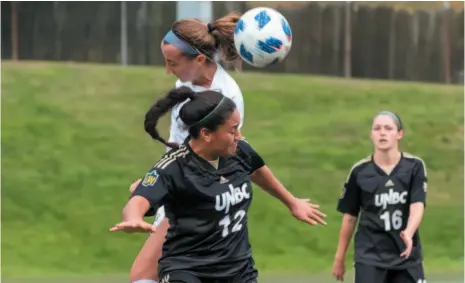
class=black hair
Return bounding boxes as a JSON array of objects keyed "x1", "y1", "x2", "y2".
[{"x1": 144, "y1": 86, "x2": 237, "y2": 148}]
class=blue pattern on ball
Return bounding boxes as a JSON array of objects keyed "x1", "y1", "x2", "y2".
[
  {"x1": 257, "y1": 37, "x2": 283, "y2": 54},
  {"x1": 234, "y1": 19, "x2": 245, "y2": 35},
  {"x1": 281, "y1": 18, "x2": 292, "y2": 40},
  {"x1": 254, "y1": 10, "x2": 271, "y2": 30},
  {"x1": 240, "y1": 44, "x2": 254, "y2": 63}
]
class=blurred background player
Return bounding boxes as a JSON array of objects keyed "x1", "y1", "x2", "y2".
[
  {"x1": 113, "y1": 87, "x2": 327, "y2": 283},
  {"x1": 129, "y1": 12, "x2": 246, "y2": 283},
  {"x1": 332, "y1": 111, "x2": 427, "y2": 283}
]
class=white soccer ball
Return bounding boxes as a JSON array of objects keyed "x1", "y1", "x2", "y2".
[{"x1": 234, "y1": 7, "x2": 292, "y2": 68}]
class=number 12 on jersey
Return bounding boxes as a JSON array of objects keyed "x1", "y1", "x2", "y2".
[
  {"x1": 380, "y1": 209, "x2": 403, "y2": 231},
  {"x1": 219, "y1": 210, "x2": 246, "y2": 237}
]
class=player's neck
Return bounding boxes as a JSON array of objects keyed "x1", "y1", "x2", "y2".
[
  {"x1": 192, "y1": 63, "x2": 217, "y2": 88},
  {"x1": 373, "y1": 149, "x2": 401, "y2": 167},
  {"x1": 189, "y1": 140, "x2": 220, "y2": 162}
]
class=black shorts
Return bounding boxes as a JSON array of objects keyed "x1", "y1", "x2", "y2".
[
  {"x1": 159, "y1": 260, "x2": 258, "y2": 283},
  {"x1": 354, "y1": 262, "x2": 425, "y2": 283}
]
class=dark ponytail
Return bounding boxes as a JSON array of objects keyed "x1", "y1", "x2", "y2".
[{"x1": 144, "y1": 86, "x2": 195, "y2": 149}]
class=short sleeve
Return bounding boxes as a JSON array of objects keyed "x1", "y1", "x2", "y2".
[
  {"x1": 132, "y1": 168, "x2": 173, "y2": 217},
  {"x1": 221, "y1": 79, "x2": 245, "y2": 129},
  {"x1": 337, "y1": 167, "x2": 361, "y2": 217},
  {"x1": 236, "y1": 139, "x2": 265, "y2": 174},
  {"x1": 167, "y1": 107, "x2": 180, "y2": 152},
  {"x1": 230, "y1": 89, "x2": 244, "y2": 129},
  {"x1": 410, "y1": 159, "x2": 427, "y2": 205}
]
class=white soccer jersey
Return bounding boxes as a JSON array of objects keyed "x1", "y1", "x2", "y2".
[
  {"x1": 168, "y1": 63, "x2": 244, "y2": 145},
  {"x1": 153, "y1": 64, "x2": 244, "y2": 227}
]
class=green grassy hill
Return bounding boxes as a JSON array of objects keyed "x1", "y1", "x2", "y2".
[{"x1": 2, "y1": 61, "x2": 463, "y2": 279}]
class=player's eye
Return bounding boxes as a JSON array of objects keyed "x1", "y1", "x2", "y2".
[{"x1": 166, "y1": 60, "x2": 177, "y2": 67}]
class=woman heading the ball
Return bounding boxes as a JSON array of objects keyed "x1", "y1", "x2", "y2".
[{"x1": 128, "y1": 12, "x2": 246, "y2": 283}]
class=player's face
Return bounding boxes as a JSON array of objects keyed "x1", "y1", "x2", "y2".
[
  {"x1": 161, "y1": 43, "x2": 205, "y2": 82},
  {"x1": 370, "y1": 114, "x2": 403, "y2": 151},
  {"x1": 206, "y1": 109, "x2": 242, "y2": 157}
]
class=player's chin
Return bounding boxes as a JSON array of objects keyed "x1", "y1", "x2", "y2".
[
  {"x1": 176, "y1": 74, "x2": 192, "y2": 83},
  {"x1": 375, "y1": 142, "x2": 393, "y2": 151},
  {"x1": 225, "y1": 144, "x2": 238, "y2": 156}
]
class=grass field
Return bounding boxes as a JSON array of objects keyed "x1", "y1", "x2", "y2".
[{"x1": 2, "y1": 61, "x2": 464, "y2": 282}]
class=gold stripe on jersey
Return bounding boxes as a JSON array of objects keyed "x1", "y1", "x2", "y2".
[
  {"x1": 345, "y1": 156, "x2": 371, "y2": 183},
  {"x1": 403, "y1": 152, "x2": 428, "y2": 178},
  {"x1": 403, "y1": 152, "x2": 428, "y2": 191},
  {"x1": 154, "y1": 145, "x2": 189, "y2": 170}
]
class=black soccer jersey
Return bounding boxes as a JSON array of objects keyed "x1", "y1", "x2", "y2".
[
  {"x1": 337, "y1": 153, "x2": 427, "y2": 269},
  {"x1": 132, "y1": 138, "x2": 265, "y2": 279}
]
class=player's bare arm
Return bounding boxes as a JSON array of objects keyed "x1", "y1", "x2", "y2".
[
  {"x1": 129, "y1": 179, "x2": 142, "y2": 193},
  {"x1": 333, "y1": 213, "x2": 358, "y2": 281},
  {"x1": 110, "y1": 196, "x2": 156, "y2": 234},
  {"x1": 250, "y1": 165, "x2": 327, "y2": 226},
  {"x1": 401, "y1": 202, "x2": 425, "y2": 258}
]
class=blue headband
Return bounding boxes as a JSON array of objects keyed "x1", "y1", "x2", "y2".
[
  {"x1": 163, "y1": 30, "x2": 199, "y2": 55},
  {"x1": 378, "y1": 111, "x2": 403, "y2": 130}
]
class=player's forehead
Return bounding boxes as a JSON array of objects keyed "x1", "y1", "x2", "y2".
[
  {"x1": 223, "y1": 109, "x2": 240, "y2": 127},
  {"x1": 372, "y1": 114, "x2": 397, "y2": 127},
  {"x1": 161, "y1": 42, "x2": 184, "y2": 62}
]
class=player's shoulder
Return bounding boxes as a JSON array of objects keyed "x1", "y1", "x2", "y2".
[
  {"x1": 350, "y1": 155, "x2": 372, "y2": 170},
  {"x1": 402, "y1": 152, "x2": 426, "y2": 165},
  {"x1": 213, "y1": 65, "x2": 242, "y2": 98},
  {"x1": 152, "y1": 145, "x2": 190, "y2": 175},
  {"x1": 236, "y1": 137, "x2": 253, "y2": 154},
  {"x1": 346, "y1": 155, "x2": 372, "y2": 178},
  {"x1": 233, "y1": 138, "x2": 255, "y2": 161},
  {"x1": 402, "y1": 152, "x2": 427, "y2": 173},
  {"x1": 343, "y1": 155, "x2": 371, "y2": 183}
]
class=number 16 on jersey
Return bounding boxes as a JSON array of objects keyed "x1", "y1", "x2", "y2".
[{"x1": 380, "y1": 209, "x2": 403, "y2": 231}]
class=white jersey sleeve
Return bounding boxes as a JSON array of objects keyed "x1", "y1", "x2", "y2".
[
  {"x1": 167, "y1": 106, "x2": 179, "y2": 152},
  {"x1": 227, "y1": 84, "x2": 245, "y2": 128},
  {"x1": 153, "y1": 206, "x2": 166, "y2": 227},
  {"x1": 167, "y1": 80, "x2": 189, "y2": 151}
]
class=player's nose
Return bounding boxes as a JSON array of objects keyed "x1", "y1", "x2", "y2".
[
  {"x1": 165, "y1": 63, "x2": 173, "y2": 74},
  {"x1": 235, "y1": 129, "x2": 242, "y2": 141}
]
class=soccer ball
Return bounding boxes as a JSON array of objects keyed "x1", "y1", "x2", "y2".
[{"x1": 234, "y1": 7, "x2": 292, "y2": 68}]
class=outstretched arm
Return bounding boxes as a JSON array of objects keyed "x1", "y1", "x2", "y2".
[
  {"x1": 111, "y1": 168, "x2": 172, "y2": 233},
  {"x1": 249, "y1": 166, "x2": 295, "y2": 208},
  {"x1": 250, "y1": 166, "x2": 327, "y2": 226}
]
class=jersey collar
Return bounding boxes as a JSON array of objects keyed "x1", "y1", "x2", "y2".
[
  {"x1": 183, "y1": 136, "x2": 223, "y2": 172},
  {"x1": 371, "y1": 152, "x2": 404, "y2": 177}
]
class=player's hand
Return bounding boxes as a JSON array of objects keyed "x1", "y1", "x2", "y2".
[
  {"x1": 332, "y1": 258, "x2": 345, "y2": 281},
  {"x1": 290, "y1": 198, "x2": 327, "y2": 226},
  {"x1": 129, "y1": 178, "x2": 142, "y2": 194},
  {"x1": 109, "y1": 219, "x2": 156, "y2": 234},
  {"x1": 400, "y1": 230, "x2": 413, "y2": 258}
]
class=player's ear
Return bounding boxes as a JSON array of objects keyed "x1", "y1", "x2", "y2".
[
  {"x1": 199, "y1": 127, "x2": 213, "y2": 143},
  {"x1": 195, "y1": 54, "x2": 207, "y2": 65},
  {"x1": 396, "y1": 129, "x2": 404, "y2": 140}
]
